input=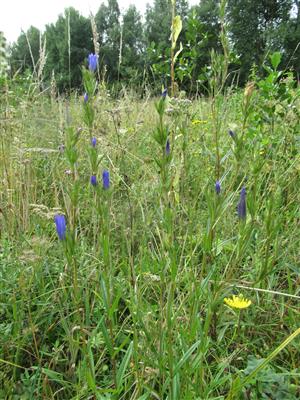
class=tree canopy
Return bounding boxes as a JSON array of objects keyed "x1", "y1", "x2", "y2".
[{"x1": 8, "y1": 0, "x2": 300, "y2": 92}]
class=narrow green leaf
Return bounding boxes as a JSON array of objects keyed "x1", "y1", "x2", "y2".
[
  {"x1": 163, "y1": 340, "x2": 201, "y2": 392},
  {"x1": 100, "y1": 319, "x2": 113, "y2": 356},
  {"x1": 116, "y1": 341, "x2": 133, "y2": 390},
  {"x1": 173, "y1": 340, "x2": 201, "y2": 376}
]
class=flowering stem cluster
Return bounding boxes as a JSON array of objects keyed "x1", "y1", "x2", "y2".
[
  {"x1": 82, "y1": 54, "x2": 118, "y2": 388},
  {"x1": 154, "y1": 91, "x2": 178, "y2": 397},
  {"x1": 82, "y1": 54, "x2": 98, "y2": 137},
  {"x1": 94, "y1": 173, "x2": 117, "y2": 387},
  {"x1": 52, "y1": 54, "x2": 118, "y2": 389},
  {"x1": 61, "y1": 123, "x2": 82, "y2": 307}
]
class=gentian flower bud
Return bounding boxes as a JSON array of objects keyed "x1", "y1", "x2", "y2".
[
  {"x1": 91, "y1": 137, "x2": 97, "y2": 147},
  {"x1": 90, "y1": 175, "x2": 97, "y2": 186},
  {"x1": 54, "y1": 214, "x2": 66, "y2": 240},
  {"x1": 84, "y1": 93, "x2": 88, "y2": 103},
  {"x1": 88, "y1": 53, "x2": 98, "y2": 72},
  {"x1": 102, "y1": 170, "x2": 110, "y2": 190},
  {"x1": 161, "y1": 88, "x2": 167, "y2": 99},
  {"x1": 165, "y1": 138, "x2": 170, "y2": 155},
  {"x1": 215, "y1": 180, "x2": 221, "y2": 194},
  {"x1": 229, "y1": 130, "x2": 235, "y2": 138},
  {"x1": 237, "y1": 187, "x2": 246, "y2": 219}
]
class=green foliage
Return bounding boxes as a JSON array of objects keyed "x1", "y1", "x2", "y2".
[
  {"x1": 44, "y1": 7, "x2": 93, "y2": 91},
  {"x1": 145, "y1": 0, "x2": 172, "y2": 50},
  {"x1": 282, "y1": 2, "x2": 300, "y2": 77},
  {"x1": 144, "y1": 0, "x2": 172, "y2": 88},
  {"x1": 6, "y1": 0, "x2": 300, "y2": 92},
  {"x1": 1, "y1": 4, "x2": 300, "y2": 399},
  {"x1": 170, "y1": 1, "x2": 223, "y2": 93},
  {"x1": 119, "y1": 5, "x2": 144, "y2": 84},
  {"x1": 1, "y1": 46, "x2": 300, "y2": 398},
  {"x1": 227, "y1": 0, "x2": 292, "y2": 83},
  {"x1": 10, "y1": 26, "x2": 40, "y2": 73},
  {"x1": 95, "y1": 0, "x2": 121, "y2": 82},
  {"x1": 241, "y1": 356, "x2": 299, "y2": 399}
]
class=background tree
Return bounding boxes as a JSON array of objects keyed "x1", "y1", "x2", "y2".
[
  {"x1": 7, "y1": 0, "x2": 300, "y2": 92},
  {"x1": 145, "y1": 0, "x2": 172, "y2": 50},
  {"x1": 95, "y1": 0, "x2": 121, "y2": 82},
  {"x1": 144, "y1": 0, "x2": 172, "y2": 87},
  {"x1": 227, "y1": 0, "x2": 293, "y2": 83},
  {"x1": 282, "y1": 0, "x2": 300, "y2": 77},
  {"x1": 177, "y1": 0, "x2": 189, "y2": 20},
  {"x1": 120, "y1": 5, "x2": 144, "y2": 85},
  {"x1": 44, "y1": 7, "x2": 92, "y2": 91},
  {"x1": 10, "y1": 26, "x2": 40, "y2": 74}
]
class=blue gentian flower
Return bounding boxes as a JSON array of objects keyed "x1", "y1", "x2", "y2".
[
  {"x1": 229, "y1": 130, "x2": 235, "y2": 138},
  {"x1": 237, "y1": 187, "x2": 246, "y2": 219},
  {"x1": 161, "y1": 88, "x2": 167, "y2": 99},
  {"x1": 215, "y1": 180, "x2": 221, "y2": 194},
  {"x1": 102, "y1": 170, "x2": 110, "y2": 190},
  {"x1": 88, "y1": 53, "x2": 98, "y2": 72},
  {"x1": 54, "y1": 214, "x2": 66, "y2": 240},
  {"x1": 84, "y1": 93, "x2": 88, "y2": 103},
  {"x1": 166, "y1": 138, "x2": 170, "y2": 155},
  {"x1": 91, "y1": 137, "x2": 97, "y2": 147},
  {"x1": 90, "y1": 175, "x2": 97, "y2": 186}
]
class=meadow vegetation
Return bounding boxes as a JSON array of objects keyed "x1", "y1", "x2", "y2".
[{"x1": 1, "y1": 1, "x2": 300, "y2": 399}]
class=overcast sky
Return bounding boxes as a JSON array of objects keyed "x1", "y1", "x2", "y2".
[{"x1": 1, "y1": 0, "x2": 198, "y2": 44}]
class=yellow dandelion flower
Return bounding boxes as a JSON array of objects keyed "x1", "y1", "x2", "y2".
[
  {"x1": 192, "y1": 119, "x2": 208, "y2": 125},
  {"x1": 224, "y1": 294, "x2": 251, "y2": 309}
]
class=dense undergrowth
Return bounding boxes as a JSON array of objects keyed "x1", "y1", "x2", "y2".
[{"x1": 0, "y1": 56, "x2": 300, "y2": 399}]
